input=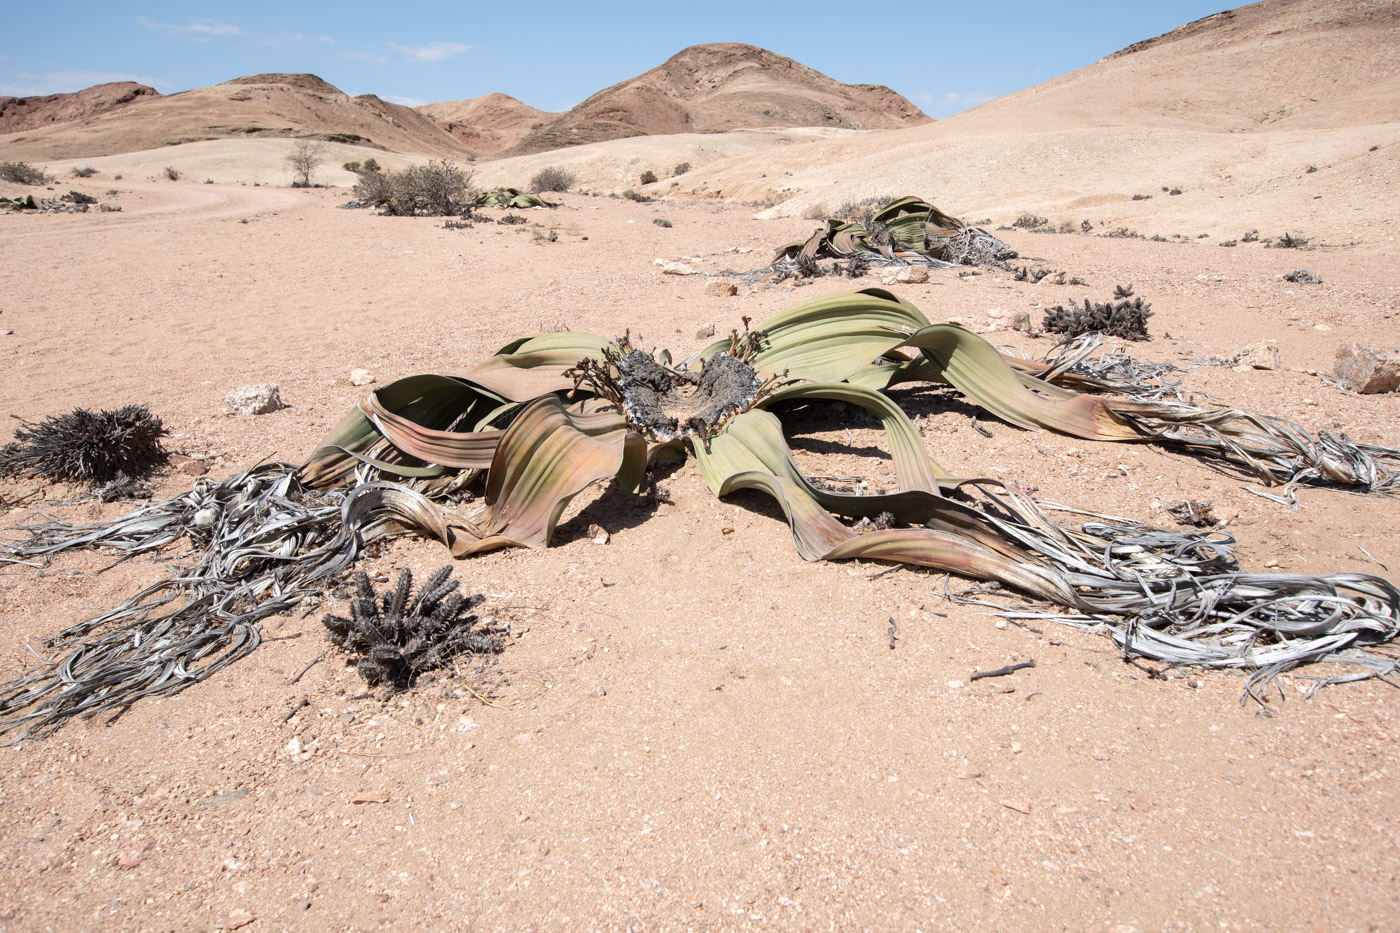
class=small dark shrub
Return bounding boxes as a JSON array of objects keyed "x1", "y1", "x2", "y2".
[
  {"x1": 1269, "y1": 232, "x2": 1309, "y2": 249},
  {"x1": 1282, "y1": 269, "x2": 1322, "y2": 284},
  {"x1": 1103, "y1": 227, "x2": 1142, "y2": 239},
  {"x1": 1167, "y1": 500, "x2": 1216, "y2": 528},
  {"x1": 1305, "y1": 165, "x2": 1318, "y2": 174},
  {"x1": 1042, "y1": 291, "x2": 1152, "y2": 341},
  {"x1": 1132, "y1": 193, "x2": 1153, "y2": 201},
  {"x1": 0, "y1": 161, "x2": 46, "y2": 184},
  {"x1": 1013, "y1": 213, "x2": 1048, "y2": 229},
  {"x1": 497, "y1": 213, "x2": 526, "y2": 225},
  {"x1": 71, "y1": 166, "x2": 97, "y2": 178},
  {"x1": 205, "y1": 178, "x2": 215, "y2": 185},
  {"x1": 653, "y1": 217, "x2": 672, "y2": 228},
  {"x1": 163, "y1": 166, "x2": 180, "y2": 181},
  {"x1": 639, "y1": 170, "x2": 658, "y2": 185},
  {"x1": 0, "y1": 404, "x2": 168, "y2": 484},
  {"x1": 1370, "y1": 145, "x2": 1380, "y2": 152},
  {"x1": 1168, "y1": 187, "x2": 1183, "y2": 195},
  {"x1": 622, "y1": 189, "x2": 652, "y2": 203},
  {"x1": 529, "y1": 166, "x2": 575, "y2": 193},
  {"x1": 343, "y1": 161, "x2": 362, "y2": 173},
  {"x1": 62, "y1": 190, "x2": 97, "y2": 205},
  {"x1": 1219, "y1": 240, "x2": 1238, "y2": 247},
  {"x1": 672, "y1": 162, "x2": 691, "y2": 176},
  {"x1": 1241, "y1": 229, "x2": 1259, "y2": 243},
  {"x1": 361, "y1": 158, "x2": 381, "y2": 173},
  {"x1": 1080, "y1": 219, "x2": 1093, "y2": 233},
  {"x1": 1112, "y1": 284, "x2": 1134, "y2": 298},
  {"x1": 323, "y1": 567, "x2": 502, "y2": 694},
  {"x1": 105, "y1": 189, "x2": 118, "y2": 196}
]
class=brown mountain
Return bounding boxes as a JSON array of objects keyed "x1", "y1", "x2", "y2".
[
  {"x1": 668, "y1": 0, "x2": 1399, "y2": 246},
  {"x1": 0, "y1": 73, "x2": 467, "y2": 161},
  {"x1": 416, "y1": 93, "x2": 557, "y2": 155},
  {"x1": 500, "y1": 43, "x2": 929, "y2": 157},
  {"x1": 0, "y1": 82, "x2": 161, "y2": 135}
]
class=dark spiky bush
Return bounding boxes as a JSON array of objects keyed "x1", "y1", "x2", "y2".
[
  {"x1": 0, "y1": 161, "x2": 46, "y2": 184},
  {"x1": 163, "y1": 166, "x2": 180, "y2": 181},
  {"x1": 71, "y1": 166, "x2": 97, "y2": 178},
  {"x1": 1042, "y1": 293, "x2": 1152, "y2": 341},
  {"x1": 1013, "y1": 213, "x2": 1048, "y2": 229},
  {"x1": 0, "y1": 404, "x2": 168, "y2": 484},
  {"x1": 323, "y1": 567, "x2": 502, "y2": 692},
  {"x1": 529, "y1": 166, "x2": 575, "y2": 193},
  {"x1": 1269, "y1": 232, "x2": 1309, "y2": 249}
]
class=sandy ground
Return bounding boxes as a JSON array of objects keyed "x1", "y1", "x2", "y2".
[{"x1": 1, "y1": 179, "x2": 1399, "y2": 931}]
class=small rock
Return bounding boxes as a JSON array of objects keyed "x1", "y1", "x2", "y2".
[
  {"x1": 225, "y1": 383, "x2": 284, "y2": 415},
  {"x1": 1313, "y1": 323, "x2": 1333, "y2": 332},
  {"x1": 704, "y1": 280, "x2": 738, "y2": 297},
  {"x1": 170, "y1": 454, "x2": 208, "y2": 477},
  {"x1": 98, "y1": 202, "x2": 121, "y2": 212},
  {"x1": 895, "y1": 265, "x2": 930, "y2": 284},
  {"x1": 1246, "y1": 341, "x2": 1280, "y2": 370},
  {"x1": 695, "y1": 322, "x2": 717, "y2": 340},
  {"x1": 1335, "y1": 343, "x2": 1400, "y2": 394},
  {"x1": 661, "y1": 261, "x2": 698, "y2": 276},
  {"x1": 115, "y1": 848, "x2": 145, "y2": 869},
  {"x1": 226, "y1": 909, "x2": 255, "y2": 929},
  {"x1": 1091, "y1": 748, "x2": 1110, "y2": 761},
  {"x1": 588, "y1": 524, "x2": 609, "y2": 545},
  {"x1": 984, "y1": 308, "x2": 1032, "y2": 333},
  {"x1": 285, "y1": 737, "x2": 303, "y2": 758},
  {"x1": 349, "y1": 368, "x2": 375, "y2": 387},
  {"x1": 512, "y1": 732, "x2": 534, "y2": 745}
]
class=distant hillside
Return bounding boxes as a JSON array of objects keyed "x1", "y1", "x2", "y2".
[
  {"x1": 0, "y1": 73, "x2": 468, "y2": 161},
  {"x1": 0, "y1": 82, "x2": 160, "y2": 135},
  {"x1": 500, "y1": 43, "x2": 929, "y2": 157},
  {"x1": 417, "y1": 93, "x2": 557, "y2": 155}
]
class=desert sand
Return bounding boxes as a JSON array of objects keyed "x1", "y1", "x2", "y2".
[{"x1": 1, "y1": 0, "x2": 1399, "y2": 930}]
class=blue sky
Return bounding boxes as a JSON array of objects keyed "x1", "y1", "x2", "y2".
[{"x1": 2, "y1": 1, "x2": 1236, "y2": 117}]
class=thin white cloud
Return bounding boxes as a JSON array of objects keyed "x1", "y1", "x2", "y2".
[
  {"x1": 0, "y1": 70, "x2": 171, "y2": 96},
  {"x1": 388, "y1": 41, "x2": 471, "y2": 63},
  {"x1": 341, "y1": 48, "x2": 389, "y2": 65},
  {"x1": 382, "y1": 94, "x2": 428, "y2": 107},
  {"x1": 138, "y1": 17, "x2": 246, "y2": 40},
  {"x1": 911, "y1": 89, "x2": 994, "y2": 116}
]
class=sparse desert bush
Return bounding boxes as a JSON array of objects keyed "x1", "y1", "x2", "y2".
[
  {"x1": 1043, "y1": 290, "x2": 1152, "y2": 341},
  {"x1": 1241, "y1": 229, "x2": 1259, "y2": 242},
  {"x1": 1080, "y1": 219, "x2": 1093, "y2": 233},
  {"x1": 1269, "y1": 232, "x2": 1309, "y2": 249},
  {"x1": 1057, "y1": 220, "x2": 1077, "y2": 233},
  {"x1": 1132, "y1": 193, "x2": 1153, "y2": 201},
  {"x1": 653, "y1": 217, "x2": 672, "y2": 228},
  {"x1": 1306, "y1": 165, "x2": 1318, "y2": 174},
  {"x1": 355, "y1": 160, "x2": 475, "y2": 216},
  {"x1": 529, "y1": 166, "x2": 576, "y2": 193},
  {"x1": 71, "y1": 166, "x2": 97, "y2": 178},
  {"x1": 672, "y1": 161, "x2": 691, "y2": 176},
  {"x1": 833, "y1": 195, "x2": 894, "y2": 221},
  {"x1": 1283, "y1": 269, "x2": 1322, "y2": 284},
  {"x1": 639, "y1": 170, "x2": 658, "y2": 185},
  {"x1": 62, "y1": 190, "x2": 96, "y2": 205},
  {"x1": 497, "y1": 213, "x2": 526, "y2": 225},
  {"x1": 1168, "y1": 187, "x2": 1183, "y2": 195},
  {"x1": 0, "y1": 161, "x2": 46, "y2": 184},
  {"x1": 285, "y1": 140, "x2": 327, "y2": 188},
  {"x1": 205, "y1": 178, "x2": 215, "y2": 184},
  {"x1": 163, "y1": 166, "x2": 180, "y2": 181},
  {"x1": 0, "y1": 404, "x2": 168, "y2": 485},
  {"x1": 1013, "y1": 213, "x2": 1048, "y2": 229},
  {"x1": 621, "y1": 189, "x2": 652, "y2": 203}
]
